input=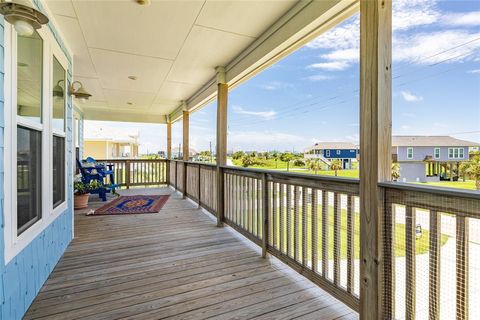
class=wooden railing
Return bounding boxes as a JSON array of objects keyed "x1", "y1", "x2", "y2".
[
  {"x1": 379, "y1": 182, "x2": 480, "y2": 320},
  {"x1": 169, "y1": 160, "x2": 480, "y2": 318},
  {"x1": 170, "y1": 160, "x2": 361, "y2": 311},
  {"x1": 93, "y1": 159, "x2": 167, "y2": 188}
]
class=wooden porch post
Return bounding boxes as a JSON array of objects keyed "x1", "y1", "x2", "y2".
[
  {"x1": 359, "y1": 0, "x2": 392, "y2": 319},
  {"x1": 216, "y1": 66, "x2": 228, "y2": 227},
  {"x1": 166, "y1": 116, "x2": 172, "y2": 186},
  {"x1": 183, "y1": 105, "x2": 189, "y2": 199}
]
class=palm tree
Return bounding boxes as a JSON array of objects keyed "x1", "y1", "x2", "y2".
[
  {"x1": 459, "y1": 156, "x2": 480, "y2": 190},
  {"x1": 392, "y1": 162, "x2": 400, "y2": 181},
  {"x1": 280, "y1": 152, "x2": 295, "y2": 171},
  {"x1": 330, "y1": 159, "x2": 343, "y2": 177},
  {"x1": 308, "y1": 159, "x2": 322, "y2": 175}
]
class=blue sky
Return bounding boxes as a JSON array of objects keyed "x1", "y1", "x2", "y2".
[{"x1": 87, "y1": 0, "x2": 480, "y2": 154}]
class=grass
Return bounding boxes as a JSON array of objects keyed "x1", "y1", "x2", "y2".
[
  {"x1": 235, "y1": 202, "x2": 449, "y2": 261},
  {"x1": 415, "y1": 180, "x2": 477, "y2": 190}
]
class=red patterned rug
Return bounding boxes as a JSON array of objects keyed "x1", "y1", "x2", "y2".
[{"x1": 92, "y1": 195, "x2": 169, "y2": 215}]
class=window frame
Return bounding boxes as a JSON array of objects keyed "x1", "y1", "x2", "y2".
[
  {"x1": 434, "y1": 147, "x2": 440, "y2": 159},
  {"x1": 326, "y1": 150, "x2": 330, "y2": 157},
  {"x1": 4, "y1": 23, "x2": 70, "y2": 263},
  {"x1": 407, "y1": 147, "x2": 413, "y2": 159}
]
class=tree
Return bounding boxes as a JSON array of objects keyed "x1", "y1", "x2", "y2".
[
  {"x1": 330, "y1": 159, "x2": 343, "y2": 177},
  {"x1": 459, "y1": 156, "x2": 480, "y2": 190},
  {"x1": 271, "y1": 151, "x2": 280, "y2": 168},
  {"x1": 240, "y1": 154, "x2": 257, "y2": 168},
  {"x1": 308, "y1": 159, "x2": 322, "y2": 175},
  {"x1": 280, "y1": 152, "x2": 295, "y2": 171},
  {"x1": 392, "y1": 162, "x2": 400, "y2": 181},
  {"x1": 232, "y1": 151, "x2": 245, "y2": 160},
  {"x1": 293, "y1": 159, "x2": 305, "y2": 167}
]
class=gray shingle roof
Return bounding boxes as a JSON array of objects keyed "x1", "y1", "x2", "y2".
[
  {"x1": 392, "y1": 136, "x2": 480, "y2": 147},
  {"x1": 305, "y1": 142, "x2": 358, "y2": 151}
]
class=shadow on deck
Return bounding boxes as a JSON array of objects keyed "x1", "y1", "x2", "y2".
[{"x1": 25, "y1": 187, "x2": 357, "y2": 320}]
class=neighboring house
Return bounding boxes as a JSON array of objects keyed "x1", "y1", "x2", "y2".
[
  {"x1": 392, "y1": 136, "x2": 480, "y2": 182},
  {"x1": 304, "y1": 142, "x2": 358, "y2": 169},
  {"x1": 172, "y1": 147, "x2": 198, "y2": 159},
  {"x1": 84, "y1": 127, "x2": 140, "y2": 159}
]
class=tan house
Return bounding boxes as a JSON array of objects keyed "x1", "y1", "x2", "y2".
[{"x1": 84, "y1": 127, "x2": 140, "y2": 159}]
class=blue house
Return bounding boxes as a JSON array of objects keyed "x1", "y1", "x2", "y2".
[
  {"x1": 392, "y1": 136, "x2": 480, "y2": 182},
  {"x1": 304, "y1": 142, "x2": 358, "y2": 169}
]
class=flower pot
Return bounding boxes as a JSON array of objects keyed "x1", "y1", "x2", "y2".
[{"x1": 74, "y1": 193, "x2": 90, "y2": 209}]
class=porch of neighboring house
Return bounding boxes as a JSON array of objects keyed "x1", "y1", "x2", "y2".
[{"x1": 25, "y1": 187, "x2": 356, "y2": 320}]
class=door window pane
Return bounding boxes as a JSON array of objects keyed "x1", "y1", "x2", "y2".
[
  {"x1": 17, "y1": 31, "x2": 43, "y2": 123},
  {"x1": 17, "y1": 126, "x2": 42, "y2": 234},
  {"x1": 53, "y1": 136, "x2": 65, "y2": 208},
  {"x1": 52, "y1": 57, "x2": 65, "y2": 131}
]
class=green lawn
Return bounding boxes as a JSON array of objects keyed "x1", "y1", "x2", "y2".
[
  {"x1": 237, "y1": 203, "x2": 449, "y2": 261},
  {"x1": 415, "y1": 180, "x2": 477, "y2": 190}
]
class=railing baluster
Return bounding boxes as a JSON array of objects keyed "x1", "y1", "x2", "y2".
[
  {"x1": 347, "y1": 194, "x2": 355, "y2": 293},
  {"x1": 287, "y1": 185, "x2": 292, "y2": 258},
  {"x1": 279, "y1": 183, "x2": 285, "y2": 254},
  {"x1": 294, "y1": 185, "x2": 300, "y2": 263},
  {"x1": 322, "y1": 190, "x2": 328, "y2": 278},
  {"x1": 312, "y1": 189, "x2": 318, "y2": 273},
  {"x1": 456, "y1": 215, "x2": 469, "y2": 320},
  {"x1": 272, "y1": 182, "x2": 277, "y2": 248},
  {"x1": 262, "y1": 173, "x2": 268, "y2": 258},
  {"x1": 333, "y1": 193, "x2": 341, "y2": 285},
  {"x1": 429, "y1": 209, "x2": 440, "y2": 320},
  {"x1": 302, "y1": 187, "x2": 308, "y2": 267},
  {"x1": 256, "y1": 178, "x2": 261, "y2": 238},
  {"x1": 405, "y1": 205, "x2": 416, "y2": 319}
]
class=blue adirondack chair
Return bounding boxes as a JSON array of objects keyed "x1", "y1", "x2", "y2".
[{"x1": 76, "y1": 158, "x2": 118, "y2": 201}]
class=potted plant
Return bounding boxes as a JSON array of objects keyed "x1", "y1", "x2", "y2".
[{"x1": 74, "y1": 180, "x2": 102, "y2": 209}]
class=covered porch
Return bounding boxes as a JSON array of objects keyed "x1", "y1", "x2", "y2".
[{"x1": 25, "y1": 187, "x2": 356, "y2": 320}]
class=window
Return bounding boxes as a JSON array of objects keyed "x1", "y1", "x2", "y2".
[
  {"x1": 52, "y1": 57, "x2": 66, "y2": 208},
  {"x1": 326, "y1": 150, "x2": 330, "y2": 157},
  {"x1": 434, "y1": 148, "x2": 440, "y2": 159},
  {"x1": 448, "y1": 147, "x2": 465, "y2": 159},
  {"x1": 17, "y1": 127, "x2": 42, "y2": 235},
  {"x1": 336, "y1": 150, "x2": 341, "y2": 155},
  {"x1": 16, "y1": 31, "x2": 43, "y2": 235},
  {"x1": 407, "y1": 147, "x2": 413, "y2": 159}
]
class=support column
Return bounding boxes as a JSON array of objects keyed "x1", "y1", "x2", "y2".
[
  {"x1": 216, "y1": 66, "x2": 228, "y2": 227},
  {"x1": 359, "y1": 0, "x2": 392, "y2": 319},
  {"x1": 182, "y1": 105, "x2": 189, "y2": 199},
  {"x1": 166, "y1": 116, "x2": 172, "y2": 185}
]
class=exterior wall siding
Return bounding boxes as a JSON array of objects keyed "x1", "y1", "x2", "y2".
[
  {"x1": 322, "y1": 149, "x2": 357, "y2": 159},
  {"x1": 399, "y1": 162, "x2": 428, "y2": 182},
  {"x1": 0, "y1": 2, "x2": 74, "y2": 318},
  {"x1": 397, "y1": 146, "x2": 469, "y2": 162}
]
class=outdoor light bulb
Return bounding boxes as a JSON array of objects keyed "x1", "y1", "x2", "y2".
[
  {"x1": 78, "y1": 97, "x2": 87, "y2": 104},
  {"x1": 14, "y1": 20, "x2": 34, "y2": 36}
]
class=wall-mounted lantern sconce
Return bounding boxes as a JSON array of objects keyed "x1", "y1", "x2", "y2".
[
  {"x1": 0, "y1": 1, "x2": 49, "y2": 36},
  {"x1": 70, "y1": 81, "x2": 92, "y2": 103},
  {"x1": 52, "y1": 80, "x2": 92, "y2": 104}
]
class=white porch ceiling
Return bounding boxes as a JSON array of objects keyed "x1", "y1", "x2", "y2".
[{"x1": 45, "y1": 0, "x2": 298, "y2": 123}]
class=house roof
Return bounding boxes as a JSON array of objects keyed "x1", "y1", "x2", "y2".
[
  {"x1": 392, "y1": 136, "x2": 480, "y2": 147},
  {"x1": 305, "y1": 142, "x2": 358, "y2": 151}
]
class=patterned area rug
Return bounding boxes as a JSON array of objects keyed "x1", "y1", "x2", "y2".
[{"x1": 92, "y1": 195, "x2": 169, "y2": 215}]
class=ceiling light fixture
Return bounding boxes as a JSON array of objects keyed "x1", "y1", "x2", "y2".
[
  {"x1": 52, "y1": 80, "x2": 64, "y2": 101},
  {"x1": 0, "y1": 1, "x2": 49, "y2": 36},
  {"x1": 135, "y1": 0, "x2": 151, "y2": 6},
  {"x1": 128, "y1": 76, "x2": 138, "y2": 80},
  {"x1": 70, "y1": 81, "x2": 92, "y2": 103},
  {"x1": 127, "y1": 102, "x2": 133, "y2": 105}
]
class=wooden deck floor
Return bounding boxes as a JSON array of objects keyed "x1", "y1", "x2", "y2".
[{"x1": 25, "y1": 187, "x2": 357, "y2": 320}]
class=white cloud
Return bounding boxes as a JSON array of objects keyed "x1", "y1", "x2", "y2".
[
  {"x1": 308, "y1": 61, "x2": 350, "y2": 71},
  {"x1": 402, "y1": 112, "x2": 416, "y2": 118},
  {"x1": 468, "y1": 69, "x2": 480, "y2": 74},
  {"x1": 443, "y1": 11, "x2": 480, "y2": 27},
  {"x1": 401, "y1": 125, "x2": 412, "y2": 131},
  {"x1": 232, "y1": 105, "x2": 277, "y2": 120},
  {"x1": 401, "y1": 91, "x2": 423, "y2": 102},
  {"x1": 259, "y1": 81, "x2": 292, "y2": 91},
  {"x1": 392, "y1": 0, "x2": 440, "y2": 30},
  {"x1": 306, "y1": 74, "x2": 334, "y2": 81}
]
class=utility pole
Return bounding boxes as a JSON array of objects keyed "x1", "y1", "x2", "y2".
[
  {"x1": 178, "y1": 143, "x2": 181, "y2": 159},
  {"x1": 209, "y1": 141, "x2": 213, "y2": 163}
]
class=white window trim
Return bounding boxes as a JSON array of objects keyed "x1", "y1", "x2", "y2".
[
  {"x1": 407, "y1": 147, "x2": 413, "y2": 159},
  {"x1": 326, "y1": 150, "x2": 330, "y2": 157},
  {"x1": 4, "y1": 24, "x2": 69, "y2": 263},
  {"x1": 434, "y1": 148, "x2": 440, "y2": 159}
]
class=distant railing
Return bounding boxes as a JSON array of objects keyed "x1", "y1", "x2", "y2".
[{"x1": 94, "y1": 159, "x2": 167, "y2": 188}]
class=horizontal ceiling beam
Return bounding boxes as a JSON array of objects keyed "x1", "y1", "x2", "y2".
[
  {"x1": 83, "y1": 109, "x2": 167, "y2": 124},
  {"x1": 169, "y1": 0, "x2": 358, "y2": 122}
]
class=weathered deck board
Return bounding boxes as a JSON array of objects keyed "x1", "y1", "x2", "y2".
[{"x1": 24, "y1": 187, "x2": 357, "y2": 320}]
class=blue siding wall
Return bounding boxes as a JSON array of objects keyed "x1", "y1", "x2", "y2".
[
  {"x1": 0, "y1": 2, "x2": 74, "y2": 318},
  {"x1": 323, "y1": 149, "x2": 357, "y2": 159}
]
